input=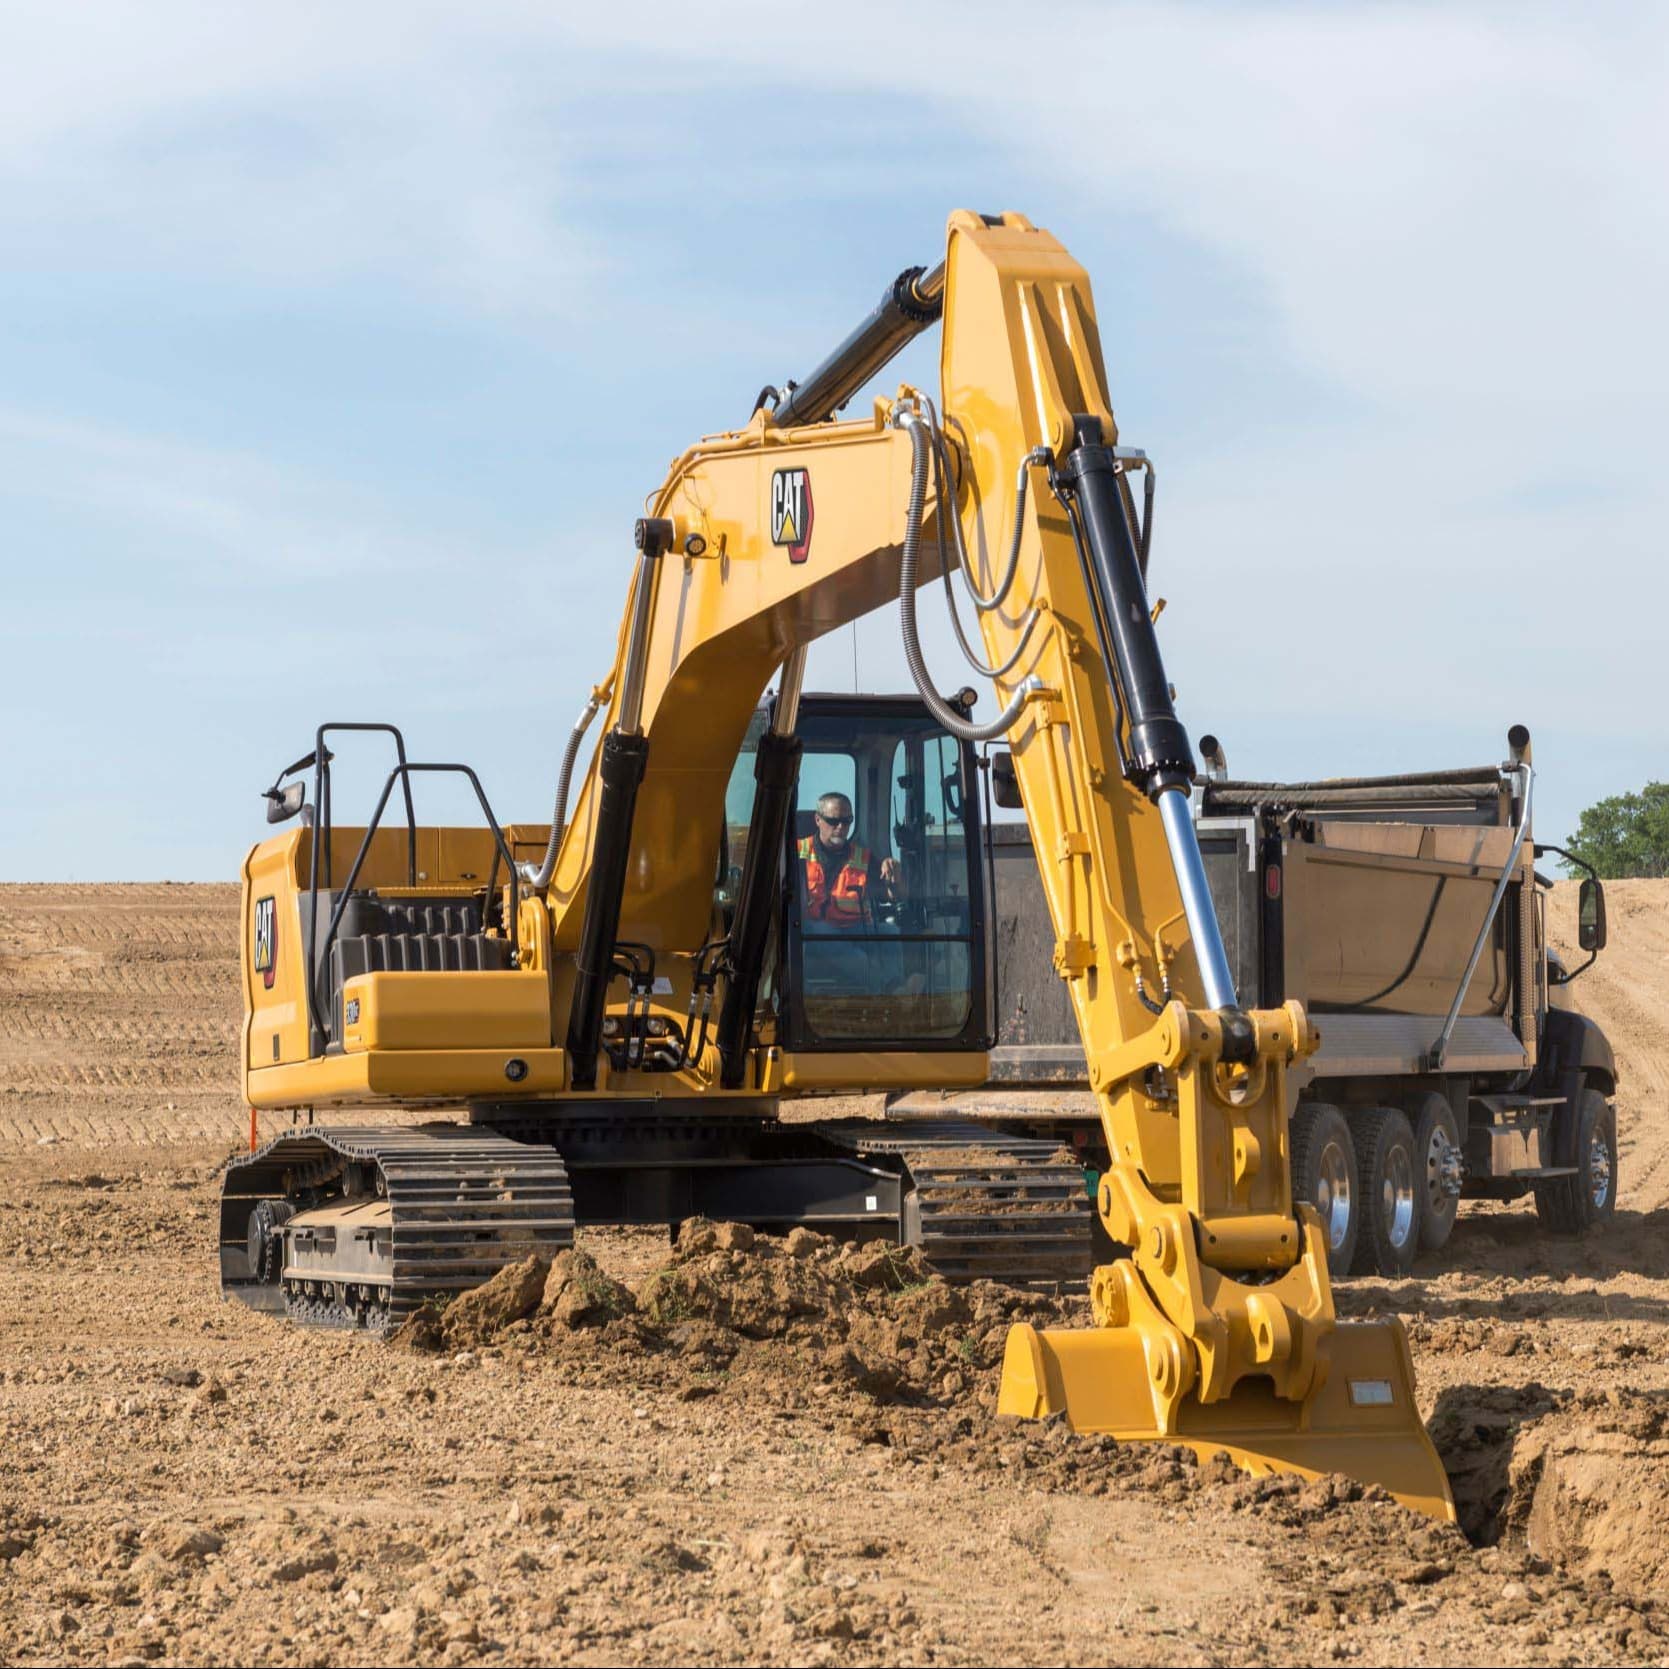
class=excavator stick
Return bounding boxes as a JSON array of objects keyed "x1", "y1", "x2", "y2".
[{"x1": 999, "y1": 1320, "x2": 1454, "y2": 1523}]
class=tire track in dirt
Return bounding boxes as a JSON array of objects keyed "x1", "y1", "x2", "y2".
[{"x1": 0, "y1": 884, "x2": 245, "y2": 1147}]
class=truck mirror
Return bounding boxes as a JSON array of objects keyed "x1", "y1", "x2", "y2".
[
  {"x1": 991, "y1": 750, "x2": 1022, "y2": 810},
  {"x1": 265, "y1": 781, "x2": 307, "y2": 824},
  {"x1": 1578, "y1": 877, "x2": 1607, "y2": 952}
]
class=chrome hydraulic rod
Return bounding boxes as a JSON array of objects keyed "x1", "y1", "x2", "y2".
[{"x1": 1158, "y1": 786, "x2": 1237, "y2": 1011}]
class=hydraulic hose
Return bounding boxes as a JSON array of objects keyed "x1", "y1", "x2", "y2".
[
  {"x1": 519, "y1": 688, "x2": 606, "y2": 891},
  {"x1": 926, "y1": 427, "x2": 1045, "y2": 680},
  {"x1": 897, "y1": 414, "x2": 1035, "y2": 742},
  {"x1": 926, "y1": 413, "x2": 1046, "y2": 614}
]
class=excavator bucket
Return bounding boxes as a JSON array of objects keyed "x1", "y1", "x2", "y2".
[{"x1": 999, "y1": 1316, "x2": 1456, "y2": 1523}]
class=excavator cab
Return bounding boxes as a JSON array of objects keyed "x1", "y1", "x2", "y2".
[{"x1": 721, "y1": 693, "x2": 991, "y2": 1057}]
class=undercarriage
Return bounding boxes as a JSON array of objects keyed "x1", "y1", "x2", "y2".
[{"x1": 220, "y1": 1112, "x2": 1093, "y2": 1330}]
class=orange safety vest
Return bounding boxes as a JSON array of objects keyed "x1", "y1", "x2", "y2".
[{"x1": 798, "y1": 836, "x2": 871, "y2": 927}]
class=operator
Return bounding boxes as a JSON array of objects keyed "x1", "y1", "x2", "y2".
[{"x1": 797, "y1": 792, "x2": 903, "y2": 929}]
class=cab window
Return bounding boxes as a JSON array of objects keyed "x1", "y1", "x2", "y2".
[{"x1": 789, "y1": 707, "x2": 981, "y2": 1048}]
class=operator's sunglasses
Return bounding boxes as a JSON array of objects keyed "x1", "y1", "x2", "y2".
[{"x1": 817, "y1": 813, "x2": 853, "y2": 828}]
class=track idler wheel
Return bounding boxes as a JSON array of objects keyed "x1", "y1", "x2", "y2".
[{"x1": 246, "y1": 1198, "x2": 295, "y2": 1285}]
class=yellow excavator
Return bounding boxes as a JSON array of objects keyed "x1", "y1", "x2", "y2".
[{"x1": 221, "y1": 211, "x2": 1454, "y2": 1521}]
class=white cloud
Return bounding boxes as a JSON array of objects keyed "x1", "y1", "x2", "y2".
[
  {"x1": 0, "y1": 406, "x2": 475, "y2": 582},
  {"x1": 0, "y1": 4, "x2": 604, "y2": 316}
]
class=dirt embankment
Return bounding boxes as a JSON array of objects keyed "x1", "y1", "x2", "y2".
[
  {"x1": 1546, "y1": 877, "x2": 1669, "y2": 1206},
  {"x1": 1, "y1": 880, "x2": 1667, "y2": 1665},
  {"x1": 0, "y1": 883, "x2": 244, "y2": 1147}
]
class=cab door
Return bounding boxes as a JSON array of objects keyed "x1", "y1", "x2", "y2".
[{"x1": 726, "y1": 696, "x2": 990, "y2": 1055}]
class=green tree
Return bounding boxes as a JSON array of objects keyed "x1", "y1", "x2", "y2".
[{"x1": 1564, "y1": 782, "x2": 1669, "y2": 878}]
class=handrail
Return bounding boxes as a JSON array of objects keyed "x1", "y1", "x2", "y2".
[
  {"x1": 304, "y1": 722, "x2": 417, "y2": 1049},
  {"x1": 307, "y1": 762, "x2": 520, "y2": 1050},
  {"x1": 311, "y1": 723, "x2": 417, "y2": 889},
  {"x1": 1423, "y1": 760, "x2": 1533, "y2": 1070}
]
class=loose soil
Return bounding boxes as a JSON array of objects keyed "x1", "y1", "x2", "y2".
[{"x1": 0, "y1": 881, "x2": 1666, "y2": 1665}]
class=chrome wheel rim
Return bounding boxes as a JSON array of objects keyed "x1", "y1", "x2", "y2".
[
  {"x1": 1589, "y1": 1128, "x2": 1613, "y2": 1211},
  {"x1": 1424, "y1": 1123, "x2": 1457, "y2": 1216},
  {"x1": 1316, "y1": 1139, "x2": 1353, "y2": 1253},
  {"x1": 1382, "y1": 1144, "x2": 1417, "y2": 1251}
]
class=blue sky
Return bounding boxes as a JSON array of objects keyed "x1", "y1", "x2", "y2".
[{"x1": 2, "y1": 3, "x2": 1664, "y2": 877}]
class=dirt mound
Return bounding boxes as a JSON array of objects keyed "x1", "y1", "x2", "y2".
[
  {"x1": 0, "y1": 883, "x2": 245, "y2": 1147},
  {"x1": 392, "y1": 1226, "x2": 1494, "y2": 1525},
  {"x1": 395, "y1": 1222, "x2": 1078, "y2": 1411},
  {"x1": 12, "y1": 1154, "x2": 1669, "y2": 1667},
  {"x1": 392, "y1": 1222, "x2": 1669, "y2": 1623}
]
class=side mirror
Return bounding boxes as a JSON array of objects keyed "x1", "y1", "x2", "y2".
[
  {"x1": 990, "y1": 750, "x2": 1023, "y2": 810},
  {"x1": 265, "y1": 781, "x2": 307, "y2": 824},
  {"x1": 1578, "y1": 877, "x2": 1607, "y2": 952}
]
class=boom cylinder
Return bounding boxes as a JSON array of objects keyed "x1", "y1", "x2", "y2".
[
  {"x1": 565, "y1": 520, "x2": 668, "y2": 1090},
  {"x1": 715, "y1": 651, "x2": 806, "y2": 1088},
  {"x1": 768, "y1": 264, "x2": 944, "y2": 429},
  {"x1": 565, "y1": 731, "x2": 649, "y2": 1090},
  {"x1": 1057, "y1": 417, "x2": 1240, "y2": 1017}
]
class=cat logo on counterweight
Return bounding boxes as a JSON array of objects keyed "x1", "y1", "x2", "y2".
[
  {"x1": 253, "y1": 896, "x2": 277, "y2": 990},
  {"x1": 770, "y1": 468, "x2": 814, "y2": 563}
]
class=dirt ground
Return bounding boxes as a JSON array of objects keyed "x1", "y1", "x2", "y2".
[{"x1": 1, "y1": 880, "x2": 1666, "y2": 1667}]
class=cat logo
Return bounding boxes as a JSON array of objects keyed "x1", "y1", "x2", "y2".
[
  {"x1": 770, "y1": 468, "x2": 814, "y2": 563},
  {"x1": 253, "y1": 896, "x2": 277, "y2": 990}
]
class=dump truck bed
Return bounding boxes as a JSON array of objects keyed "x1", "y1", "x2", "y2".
[{"x1": 984, "y1": 763, "x2": 1534, "y2": 1088}]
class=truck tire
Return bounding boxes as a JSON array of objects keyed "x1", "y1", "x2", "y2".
[
  {"x1": 1350, "y1": 1107, "x2": 1421, "y2": 1277},
  {"x1": 1289, "y1": 1103, "x2": 1359, "y2": 1278},
  {"x1": 1413, "y1": 1093, "x2": 1462, "y2": 1252},
  {"x1": 1534, "y1": 1088, "x2": 1618, "y2": 1234}
]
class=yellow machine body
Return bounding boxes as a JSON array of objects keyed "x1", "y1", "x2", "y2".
[{"x1": 239, "y1": 211, "x2": 1453, "y2": 1519}]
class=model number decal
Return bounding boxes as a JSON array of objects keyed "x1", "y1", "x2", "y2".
[{"x1": 770, "y1": 468, "x2": 814, "y2": 563}]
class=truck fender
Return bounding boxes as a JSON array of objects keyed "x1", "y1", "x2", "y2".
[
  {"x1": 1537, "y1": 1008, "x2": 1617, "y2": 1168},
  {"x1": 1540, "y1": 1008, "x2": 1617, "y2": 1095}
]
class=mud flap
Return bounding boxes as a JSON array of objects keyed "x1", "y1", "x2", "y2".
[{"x1": 998, "y1": 1317, "x2": 1455, "y2": 1523}]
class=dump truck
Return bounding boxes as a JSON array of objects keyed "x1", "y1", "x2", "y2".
[{"x1": 963, "y1": 738, "x2": 1619, "y2": 1276}]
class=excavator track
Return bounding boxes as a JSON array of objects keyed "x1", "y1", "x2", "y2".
[
  {"x1": 220, "y1": 1124, "x2": 574, "y2": 1334},
  {"x1": 818, "y1": 1120, "x2": 1093, "y2": 1286}
]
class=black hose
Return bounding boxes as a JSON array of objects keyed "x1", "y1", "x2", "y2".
[
  {"x1": 897, "y1": 417, "x2": 1033, "y2": 742},
  {"x1": 522, "y1": 692, "x2": 604, "y2": 891}
]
